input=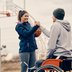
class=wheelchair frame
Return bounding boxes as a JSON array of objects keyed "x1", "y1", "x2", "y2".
[{"x1": 31, "y1": 58, "x2": 72, "y2": 72}]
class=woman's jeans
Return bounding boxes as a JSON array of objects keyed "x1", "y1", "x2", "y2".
[{"x1": 19, "y1": 51, "x2": 36, "y2": 72}]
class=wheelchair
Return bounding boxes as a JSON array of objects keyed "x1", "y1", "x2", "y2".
[{"x1": 31, "y1": 57, "x2": 72, "y2": 72}]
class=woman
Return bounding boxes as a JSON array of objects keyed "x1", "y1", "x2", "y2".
[{"x1": 15, "y1": 10, "x2": 40, "y2": 72}]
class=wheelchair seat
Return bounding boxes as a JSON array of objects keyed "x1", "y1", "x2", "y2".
[{"x1": 41, "y1": 59, "x2": 62, "y2": 67}]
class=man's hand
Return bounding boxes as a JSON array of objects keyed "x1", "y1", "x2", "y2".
[{"x1": 34, "y1": 21, "x2": 40, "y2": 26}]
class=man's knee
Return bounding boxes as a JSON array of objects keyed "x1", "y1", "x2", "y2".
[{"x1": 35, "y1": 60, "x2": 44, "y2": 67}]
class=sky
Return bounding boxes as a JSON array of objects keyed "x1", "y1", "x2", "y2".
[{"x1": 0, "y1": 0, "x2": 72, "y2": 57}]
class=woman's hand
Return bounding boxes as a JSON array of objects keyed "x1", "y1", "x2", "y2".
[{"x1": 34, "y1": 21, "x2": 40, "y2": 26}]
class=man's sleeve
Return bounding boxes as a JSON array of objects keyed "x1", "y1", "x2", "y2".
[
  {"x1": 40, "y1": 26, "x2": 50, "y2": 37},
  {"x1": 48, "y1": 24, "x2": 60, "y2": 50}
]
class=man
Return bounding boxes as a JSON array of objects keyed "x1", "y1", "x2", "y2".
[{"x1": 35, "y1": 8, "x2": 71, "y2": 72}]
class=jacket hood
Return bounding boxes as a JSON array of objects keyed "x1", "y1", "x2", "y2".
[{"x1": 57, "y1": 20, "x2": 71, "y2": 32}]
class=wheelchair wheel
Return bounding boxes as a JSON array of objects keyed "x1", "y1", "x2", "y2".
[
  {"x1": 36, "y1": 65, "x2": 62, "y2": 72},
  {"x1": 30, "y1": 68, "x2": 36, "y2": 72}
]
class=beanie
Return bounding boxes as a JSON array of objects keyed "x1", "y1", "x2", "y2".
[{"x1": 53, "y1": 8, "x2": 65, "y2": 20}]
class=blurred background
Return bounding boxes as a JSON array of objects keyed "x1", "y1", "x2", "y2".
[{"x1": 0, "y1": 0, "x2": 72, "y2": 72}]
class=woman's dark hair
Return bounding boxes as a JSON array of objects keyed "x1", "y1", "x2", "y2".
[{"x1": 18, "y1": 10, "x2": 27, "y2": 21}]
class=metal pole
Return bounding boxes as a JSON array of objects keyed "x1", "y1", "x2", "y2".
[
  {"x1": 0, "y1": 28, "x2": 1, "y2": 72},
  {"x1": 24, "y1": 0, "x2": 26, "y2": 9}
]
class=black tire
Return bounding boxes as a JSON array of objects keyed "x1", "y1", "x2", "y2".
[{"x1": 36, "y1": 65, "x2": 62, "y2": 72}]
